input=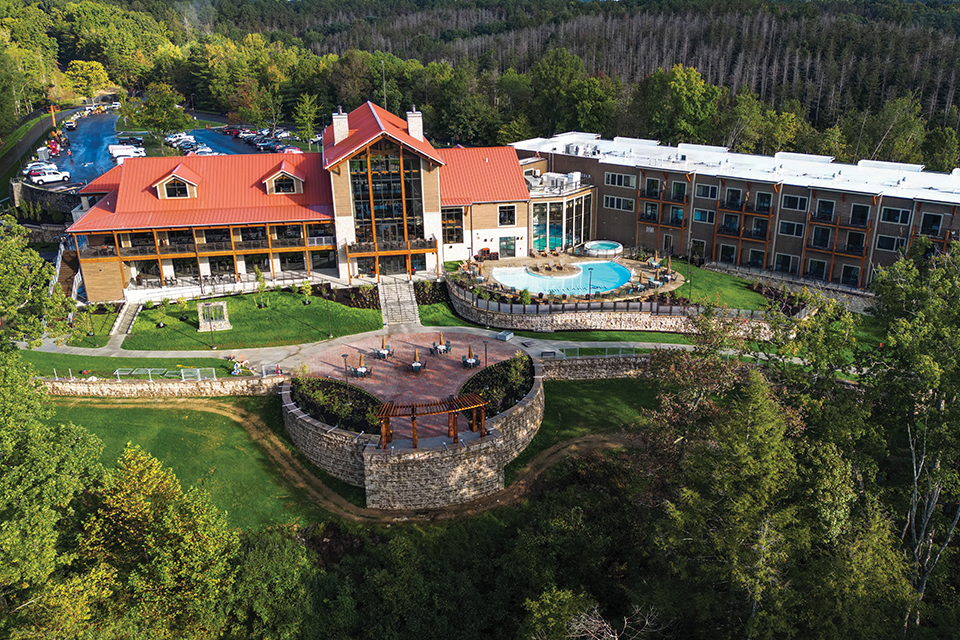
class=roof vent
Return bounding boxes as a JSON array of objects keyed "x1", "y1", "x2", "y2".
[{"x1": 332, "y1": 106, "x2": 349, "y2": 145}]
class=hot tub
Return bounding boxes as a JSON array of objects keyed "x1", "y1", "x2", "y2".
[{"x1": 584, "y1": 240, "x2": 623, "y2": 258}]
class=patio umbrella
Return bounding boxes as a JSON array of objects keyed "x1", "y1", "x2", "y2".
[
  {"x1": 359, "y1": 354, "x2": 365, "y2": 368},
  {"x1": 382, "y1": 335, "x2": 386, "y2": 350},
  {"x1": 439, "y1": 332, "x2": 445, "y2": 344},
  {"x1": 414, "y1": 348, "x2": 419, "y2": 363},
  {"x1": 668, "y1": 256, "x2": 672, "y2": 273},
  {"x1": 469, "y1": 345, "x2": 474, "y2": 358},
  {"x1": 655, "y1": 250, "x2": 660, "y2": 263}
]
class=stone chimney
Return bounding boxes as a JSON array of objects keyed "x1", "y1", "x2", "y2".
[
  {"x1": 332, "y1": 106, "x2": 349, "y2": 145},
  {"x1": 406, "y1": 106, "x2": 423, "y2": 141}
]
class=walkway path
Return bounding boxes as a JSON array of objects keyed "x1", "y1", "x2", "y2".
[{"x1": 0, "y1": 109, "x2": 80, "y2": 184}]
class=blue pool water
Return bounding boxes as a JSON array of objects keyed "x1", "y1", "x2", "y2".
[
  {"x1": 587, "y1": 241, "x2": 620, "y2": 250},
  {"x1": 491, "y1": 261, "x2": 631, "y2": 295}
]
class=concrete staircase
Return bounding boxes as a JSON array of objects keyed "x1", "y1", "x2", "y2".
[
  {"x1": 56, "y1": 250, "x2": 79, "y2": 296},
  {"x1": 111, "y1": 301, "x2": 140, "y2": 335},
  {"x1": 378, "y1": 278, "x2": 420, "y2": 326}
]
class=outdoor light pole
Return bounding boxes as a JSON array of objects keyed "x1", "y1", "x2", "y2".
[
  {"x1": 206, "y1": 304, "x2": 216, "y2": 349},
  {"x1": 342, "y1": 354, "x2": 348, "y2": 381},
  {"x1": 483, "y1": 340, "x2": 488, "y2": 368},
  {"x1": 327, "y1": 290, "x2": 333, "y2": 339},
  {"x1": 588, "y1": 267, "x2": 594, "y2": 300}
]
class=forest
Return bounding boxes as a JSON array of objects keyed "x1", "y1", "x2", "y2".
[{"x1": 3, "y1": 0, "x2": 960, "y2": 169}]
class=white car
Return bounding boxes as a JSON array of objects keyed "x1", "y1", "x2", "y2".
[
  {"x1": 165, "y1": 132, "x2": 192, "y2": 144},
  {"x1": 23, "y1": 161, "x2": 57, "y2": 175},
  {"x1": 31, "y1": 169, "x2": 71, "y2": 184}
]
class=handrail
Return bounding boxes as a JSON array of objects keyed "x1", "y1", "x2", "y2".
[{"x1": 49, "y1": 238, "x2": 65, "y2": 295}]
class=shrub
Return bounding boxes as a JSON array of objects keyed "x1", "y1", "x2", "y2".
[
  {"x1": 290, "y1": 378, "x2": 381, "y2": 432},
  {"x1": 460, "y1": 352, "x2": 534, "y2": 417},
  {"x1": 519, "y1": 289, "x2": 531, "y2": 305}
]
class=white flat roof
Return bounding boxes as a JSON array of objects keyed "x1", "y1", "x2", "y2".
[{"x1": 512, "y1": 134, "x2": 960, "y2": 206}]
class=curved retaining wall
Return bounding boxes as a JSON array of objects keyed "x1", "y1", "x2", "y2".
[
  {"x1": 45, "y1": 376, "x2": 284, "y2": 397},
  {"x1": 280, "y1": 364, "x2": 545, "y2": 510}
]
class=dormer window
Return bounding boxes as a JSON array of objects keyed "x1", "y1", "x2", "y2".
[
  {"x1": 275, "y1": 176, "x2": 296, "y2": 193},
  {"x1": 166, "y1": 179, "x2": 189, "y2": 198},
  {"x1": 263, "y1": 161, "x2": 306, "y2": 195}
]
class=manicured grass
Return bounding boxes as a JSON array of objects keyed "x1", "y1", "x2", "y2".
[
  {"x1": 671, "y1": 261, "x2": 770, "y2": 310},
  {"x1": 68, "y1": 310, "x2": 120, "y2": 348},
  {"x1": 504, "y1": 379, "x2": 658, "y2": 485},
  {"x1": 45, "y1": 396, "x2": 328, "y2": 529},
  {"x1": 419, "y1": 302, "x2": 478, "y2": 327},
  {"x1": 19, "y1": 349, "x2": 233, "y2": 378},
  {"x1": 123, "y1": 292, "x2": 382, "y2": 351},
  {"x1": 0, "y1": 114, "x2": 48, "y2": 158},
  {"x1": 443, "y1": 261, "x2": 461, "y2": 273}
]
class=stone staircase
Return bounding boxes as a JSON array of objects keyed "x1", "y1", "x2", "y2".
[
  {"x1": 56, "y1": 250, "x2": 79, "y2": 296},
  {"x1": 378, "y1": 278, "x2": 420, "y2": 326},
  {"x1": 111, "y1": 301, "x2": 140, "y2": 335}
]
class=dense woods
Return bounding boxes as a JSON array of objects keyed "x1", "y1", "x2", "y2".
[{"x1": 4, "y1": 0, "x2": 960, "y2": 169}]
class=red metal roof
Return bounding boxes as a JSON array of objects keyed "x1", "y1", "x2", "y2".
[
  {"x1": 67, "y1": 154, "x2": 333, "y2": 234},
  {"x1": 151, "y1": 162, "x2": 203, "y2": 188},
  {"x1": 436, "y1": 147, "x2": 530, "y2": 206},
  {"x1": 322, "y1": 102, "x2": 444, "y2": 170},
  {"x1": 79, "y1": 165, "x2": 123, "y2": 194}
]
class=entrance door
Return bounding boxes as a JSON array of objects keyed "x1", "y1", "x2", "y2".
[{"x1": 379, "y1": 255, "x2": 407, "y2": 275}]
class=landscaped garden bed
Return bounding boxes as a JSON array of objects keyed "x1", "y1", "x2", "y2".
[
  {"x1": 460, "y1": 353, "x2": 534, "y2": 418},
  {"x1": 291, "y1": 377, "x2": 382, "y2": 432}
]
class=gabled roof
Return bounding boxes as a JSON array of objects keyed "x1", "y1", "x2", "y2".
[
  {"x1": 152, "y1": 162, "x2": 202, "y2": 188},
  {"x1": 67, "y1": 154, "x2": 333, "y2": 234},
  {"x1": 436, "y1": 147, "x2": 529, "y2": 206},
  {"x1": 322, "y1": 101, "x2": 444, "y2": 170},
  {"x1": 262, "y1": 159, "x2": 307, "y2": 184},
  {"x1": 79, "y1": 165, "x2": 123, "y2": 195}
]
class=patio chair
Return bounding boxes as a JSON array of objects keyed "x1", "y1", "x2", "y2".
[
  {"x1": 431, "y1": 341, "x2": 438, "y2": 355},
  {"x1": 462, "y1": 355, "x2": 470, "y2": 368},
  {"x1": 446, "y1": 341, "x2": 452, "y2": 355}
]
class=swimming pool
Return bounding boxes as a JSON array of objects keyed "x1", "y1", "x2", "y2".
[
  {"x1": 584, "y1": 240, "x2": 623, "y2": 258},
  {"x1": 491, "y1": 261, "x2": 631, "y2": 296}
]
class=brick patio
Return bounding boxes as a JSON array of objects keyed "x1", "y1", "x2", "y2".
[{"x1": 302, "y1": 332, "x2": 521, "y2": 440}]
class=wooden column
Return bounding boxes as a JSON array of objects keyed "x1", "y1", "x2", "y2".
[
  {"x1": 452, "y1": 410, "x2": 459, "y2": 444},
  {"x1": 411, "y1": 408, "x2": 418, "y2": 449},
  {"x1": 470, "y1": 407, "x2": 477, "y2": 432},
  {"x1": 380, "y1": 417, "x2": 388, "y2": 448},
  {"x1": 479, "y1": 409, "x2": 486, "y2": 437},
  {"x1": 447, "y1": 410, "x2": 454, "y2": 438}
]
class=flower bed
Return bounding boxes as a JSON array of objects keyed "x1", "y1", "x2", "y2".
[
  {"x1": 459, "y1": 353, "x2": 534, "y2": 418},
  {"x1": 290, "y1": 378, "x2": 382, "y2": 432}
]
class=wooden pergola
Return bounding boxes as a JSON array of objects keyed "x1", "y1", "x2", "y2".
[{"x1": 376, "y1": 393, "x2": 488, "y2": 448}]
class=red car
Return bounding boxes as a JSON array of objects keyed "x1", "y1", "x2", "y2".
[{"x1": 221, "y1": 126, "x2": 240, "y2": 136}]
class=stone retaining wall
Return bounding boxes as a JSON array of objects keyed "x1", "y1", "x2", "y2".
[
  {"x1": 279, "y1": 365, "x2": 545, "y2": 510},
  {"x1": 540, "y1": 355, "x2": 653, "y2": 380},
  {"x1": 280, "y1": 384, "x2": 377, "y2": 486},
  {"x1": 45, "y1": 376, "x2": 284, "y2": 397},
  {"x1": 362, "y1": 366, "x2": 544, "y2": 509}
]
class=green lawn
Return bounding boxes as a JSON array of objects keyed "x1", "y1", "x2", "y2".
[
  {"x1": 0, "y1": 114, "x2": 48, "y2": 158},
  {"x1": 19, "y1": 349, "x2": 234, "y2": 378},
  {"x1": 671, "y1": 261, "x2": 769, "y2": 310},
  {"x1": 45, "y1": 396, "x2": 328, "y2": 529},
  {"x1": 504, "y1": 379, "x2": 658, "y2": 484},
  {"x1": 123, "y1": 292, "x2": 382, "y2": 351},
  {"x1": 419, "y1": 302, "x2": 477, "y2": 327},
  {"x1": 68, "y1": 310, "x2": 120, "y2": 348}
]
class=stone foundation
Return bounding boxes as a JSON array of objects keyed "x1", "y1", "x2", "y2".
[{"x1": 540, "y1": 354, "x2": 653, "y2": 380}]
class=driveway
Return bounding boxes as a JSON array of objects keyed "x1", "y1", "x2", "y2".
[{"x1": 63, "y1": 113, "x2": 121, "y2": 184}]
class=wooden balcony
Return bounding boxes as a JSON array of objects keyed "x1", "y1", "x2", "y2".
[
  {"x1": 118, "y1": 244, "x2": 157, "y2": 257},
  {"x1": 347, "y1": 237, "x2": 438, "y2": 256},
  {"x1": 79, "y1": 245, "x2": 117, "y2": 259},
  {"x1": 158, "y1": 242, "x2": 196, "y2": 255},
  {"x1": 716, "y1": 224, "x2": 740, "y2": 238},
  {"x1": 836, "y1": 243, "x2": 865, "y2": 257}
]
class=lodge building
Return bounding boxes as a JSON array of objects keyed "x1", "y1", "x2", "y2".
[
  {"x1": 68, "y1": 103, "x2": 959, "y2": 302},
  {"x1": 511, "y1": 133, "x2": 960, "y2": 289}
]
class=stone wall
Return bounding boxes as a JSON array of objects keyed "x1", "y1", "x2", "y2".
[
  {"x1": 362, "y1": 365, "x2": 545, "y2": 509},
  {"x1": 540, "y1": 354, "x2": 653, "y2": 380},
  {"x1": 280, "y1": 384, "x2": 376, "y2": 486},
  {"x1": 448, "y1": 279, "x2": 769, "y2": 337},
  {"x1": 45, "y1": 375, "x2": 284, "y2": 397},
  {"x1": 12, "y1": 180, "x2": 81, "y2": 217}
]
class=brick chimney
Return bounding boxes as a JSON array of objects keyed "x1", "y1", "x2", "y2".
[
  {"x1": 406, "y1": 106, "x2": 423, "y2": 141},
  {"x1": 332, "y1": 106, "x2": 349, "y2": 145}
]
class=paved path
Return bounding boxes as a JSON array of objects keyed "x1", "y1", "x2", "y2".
[{"x1": 0, "y1": 108, "x2": 81, "y2": 187}]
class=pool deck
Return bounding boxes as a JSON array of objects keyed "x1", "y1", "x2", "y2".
[{"x1": 473, "y1": 254, "x2": 685, "y2": 297}]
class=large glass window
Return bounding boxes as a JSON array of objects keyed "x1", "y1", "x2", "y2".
[
  {"x1": 548, "y1": 203, "x2": 563, "y2": 250},
  {"x1": 441, "y1": 208, "x2": 464, "y2": 244},
  {"x1": 532, "y1": 203, "x2": 548, "y2": 251},
  {"x1": 881, "y1": 207, "x2": 911, "y2": 224},
  {"x1": 349, "y1": 140, "x2": 423, "y2": 244},
  {"x1": 165, "y1": 179, "x2": 188, "y2": 198},
  {"x1": 604, "y1": 172, "x2": 636, "y2": 188},
  {"x1": 499, "y1": 237, "x2": 516, "y2": 258},
  {"x1": 498, "y1": 205, "x2": 516, "y2": 226},
  {"x1": 274, "y1": 176, "x2": 295, "y2": 193}
]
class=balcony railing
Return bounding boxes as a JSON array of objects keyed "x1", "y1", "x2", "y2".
[
  {"x1": 234, "y1": 239, "x2": 269, "y2": 251},
  {"x1": 719, "y1": 199, "x2": 743, "y2": 212},
  {"x1": 272, "y1": 237, "x2": 305, "y2": 248},
  {"x1": 810, "y1": 212, "x2": 835, "y2": 223},
  {"x1": 661, "y1": 216, "x2": 684, "y2": 228},
  {"x1": 667, "y1": 193, "x2": 688, "y2": 204},
  {"x1": 638, "y1": 212, "x2": 659, "y2": 223},
  {"x1": 742, "y1": 228, "x2": 769, "y2": 241},
  {"x1": 196, "y1": 241, "x2": 233, "y2": 253},
  {"x1": 717, "y1": 224, "x2": 740, "y2": 237},
  {"x1": 118, "y1": 244, "x2": 157, "y2": 257},
  {"x1": 347, "y1": 237, "x2": 438, "y2": 254},
  {"x1": 920, "y1": 226, "x2": 944, "y2": 239},
  {"x1": 838, "y1": 244, "x2": 865, "y2": 256},
  {"x1": 638, "y1": 188, "x2": 660, "y2": 199},
  {"x1": 806, "y1": 239, "x2": 832, "y2": 251},
  {"x1": 307, "y1": 235, "x2": 336, "y2": 247},
  {"x1": 843, "y1": 217, "x2": 869, "y2": 228},
  {"x1": 158, "y1": 242, "x2": 196, "y2": 255},
  {"x1": 79, "y1": 245, "x2": 117, "y2": 259}
]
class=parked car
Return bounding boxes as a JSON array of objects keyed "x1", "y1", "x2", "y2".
[
  {"x1": 221, "y1": 126, "x2": 240, "y2": 136},
  {"x1": 282, "y1": 146, "x2": 304, "y2": 154},
  {"x1": 165, "y1": 132, "x2": 193, "y2": 145},
  {"x1": 31, "y1": 169, "x2": 71, "y2": 184},
  {"x1": 22, "y1": 161, "x2": 57, "y2": 175},
  {"x1": 110, "y1": 102, "x2": 121, "y2": 110},
  {"x1": 256, "y1": 139, "x2": 279, "y2": 151},
  {"x1": 63, "y1": 120, "x2": 77, "y2": 131},
  {"x1": 116, "y1": 136, "x2": 143, "y2": 147},
  {"x1": 275, "y1": 130, "x2": 291, "y2": 139},
  {"x1": 236, "y1": 130, "x2": 257, "y2": 140}
]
